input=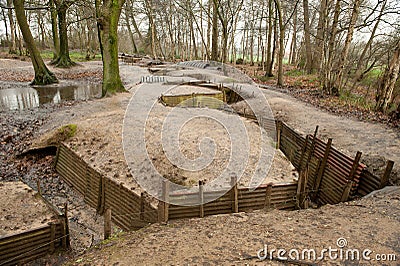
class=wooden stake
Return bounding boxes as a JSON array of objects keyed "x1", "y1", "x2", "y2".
[
  {"x1": 312, "y1": 138, "x2": 332, "y2": 202},
  {"x1": 158, "y1": 180, "x2": 169, "y2": 223},
  {"x1": 62, "y1": 202, "x2": 70, "y2": 249},
  {"x1": 140, "y1": 192, "x2": 145, "y2": 220},
  {"x1": 380, "y1": 160, "x2": 394, "y2": 189},
  {"x1": 276, "y1": 121, "x2": 282, "y2": 150},
  {"x1": 231, "y1": 176, "x2": 239, "y2": 213},
  {"x1": 36, "y1": 179, "x2": 42, "y2": 197},
  {"x1": 341, "y1": 181, "x2": 354, "y2": 202},
  {"x1": 264, "y1": 183, "x2": 272, "y2": 210},
  {"x1": 104, "y1": 208, "x2": 112, "y2": 240},
  {"x1": 199, "y1": 181, "x2": 204, "y2": 218}
]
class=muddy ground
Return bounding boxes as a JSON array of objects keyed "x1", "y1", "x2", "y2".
[{"x1": 0, "y1": 59, "x2": 399, "y2": 265}]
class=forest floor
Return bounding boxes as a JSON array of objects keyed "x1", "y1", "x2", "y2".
[{"x1": 0, "y1": 58, "x2": 399, "y2": 265}]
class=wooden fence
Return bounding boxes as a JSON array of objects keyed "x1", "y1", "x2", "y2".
[
  {"x1": 275, "y1": 120, "x2": 393, "y2": 205},
  {"x1": 158, "y1": 180, "x2": 298, "y2": 221},
  {"x1": 0, "y1": 199, "x2": 69, "y2": 265},
  {"x1": 55, "y1": 144, "x2": 158, "y2": 231}
]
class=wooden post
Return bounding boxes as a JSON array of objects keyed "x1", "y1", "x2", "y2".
[
  {"x1": 296, "y1": 168, "x2": 308, "y2": 209},
  {"x1": 104, "y1": 208, "x2": 112, "y2": 240},
  {"x1": 341, "y1": 151, "x2": 362, "y2": 202},
  {"x1": 312, "y1": 138, "x2": 332, "y2": 202},
  {"x1": 264, "y1": 183, "x2": 273, "y2": 210},
  {"x1": 140, "y1": 192, "x2": 145, "y2": 220},
  {"x1": 49, "y1": 222, "x2": 56, "y2": 253},
  {"x1": 298, "y1": 135, "x2": 310, "y2": 170},
  {"x1": 36, "y1": 179, "x2": 42, "y2": 197},
  {"x1": 199, "y1": 181, "x2": 204, "y2": 218},
  {"x1": 231, "y1": 176, "x2": 239, "y2": 213},
  {"x1": 276, "y1": 121, "x2": 282, "y2": 150},
  {"x1": 54, "y1": 144, "x2": 61, "y2": 167},
  {"x1": 62, "y1": 202, "x2": 70, "y2": 249},
  {"x1": 158, "y1": 180, "x2": 169, "y2": 223},
  {"x1": 380, "y1": 160, "x2": 394, "y2": 189},
  {"x1": 341, "y1": 181, "x2": 354, "y2": 202},
  {"x1": 304, "y1": 126, "x2": 319, "y2": 170}
]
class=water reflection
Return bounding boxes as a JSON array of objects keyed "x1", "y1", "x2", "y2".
[{"x1": 0, "y1": 82, "x2": 102, "y2": 111}]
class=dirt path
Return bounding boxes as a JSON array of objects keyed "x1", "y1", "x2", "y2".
[
  {"x1": 262, "y1": 88, "x2": 400, "y2": 184},
  {"x1": 66, "y1": 186, "x2": 400, "y2": 265}
]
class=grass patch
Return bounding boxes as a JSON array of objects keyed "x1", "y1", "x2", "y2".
[
  {"x1": 285, "y1": 69, "x2": 305, "y2": 77},
  {"x1": 40, "y1": 50, "x2": 102, "y2": 62},
  {"x1": 339, "y1": 90, "x2": 374, "y2": 110}
]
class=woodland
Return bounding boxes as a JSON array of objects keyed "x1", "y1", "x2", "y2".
[{"x1": 0, "y1": 0, "x2": 399, "y2": 114}]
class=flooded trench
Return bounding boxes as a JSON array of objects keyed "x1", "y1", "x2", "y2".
[{"x1": 0, "y1": 81, "x2": 102, "y2": 111}]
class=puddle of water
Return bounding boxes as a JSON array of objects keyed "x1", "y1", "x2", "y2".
[{"x1": 0, "y1": 82, "x2": 102, "y2": 111}]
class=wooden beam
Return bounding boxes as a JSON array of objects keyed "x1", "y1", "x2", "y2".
[
  {"x1": 312, "y1": 138, "x2": 332, "y2": 202},
  {"x1": 380, "y1": 160, "x2": 394, "y2": 189}
]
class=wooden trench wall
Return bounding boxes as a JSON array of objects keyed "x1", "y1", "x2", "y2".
[
  {"x1": 54, "y1": 112, "x2": 393, "y2": 227},
  {"x1": 55, "y1": 144, "x2": 158, "y2": 231},
  {"x1": 0, "y1": 200, "x2": 69, "y2": 265}
]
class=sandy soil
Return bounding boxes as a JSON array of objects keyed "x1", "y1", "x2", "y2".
[
  {"x1": 66, "y1": 186, "x2": 400, "y2": 265},
  {"x1": 0, "y1": 181, "x2": 57, "y2": 236},
  {"x1": 34, "y1": 87, "x2": 295, "y2": 192}
]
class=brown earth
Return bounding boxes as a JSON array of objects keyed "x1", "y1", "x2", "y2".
[
  {"x1": 0, "y1": 59, "x2": 399, "y2": 265},
  {"x1": 0, "y1": 181, "x2": 57, "y2": 236},
  {"x1": 65, "y1": 186, "x2": 400, "y2": 265}
]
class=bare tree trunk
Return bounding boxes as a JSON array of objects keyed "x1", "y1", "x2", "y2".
[
  {"x1": 303, "y1": 0, "x2": 313, "y2": 74},
  {"x1": 314, "y1": 0, "x2": 328, "y2": 71},
  {"x1": 333, "y1": 0, "x2": 362, "y2": 92},
  {"x1": 353, "y1": 0, "x2": 386, "y2": 83},
  {"x1": 211, "y1": 0, "x2": 218, "y2": 61},
  {"x1": 13, "y1": 0, "x2": 58, "y2": 85},
  {"x1": 6, "y1": 0, "x2": 17, "y2": 53},
  {"x1": 274, "y1": 0, "x2": 284, "y2": 86},
  {"x1": 95, "y1": 0, "x2": 126, "y2": 96},
  {"x1": 290, "y1": 8, "x2": 297, "y2": 65},
  {"x1": 322, "y1": 0, "x2": 340, "y2": 94},
  {"x1": 376, "y1": 41, "x2": 400, "y2": 113},
  {"x1": 49, "y1": 0, "x2": 60, "y2": 60},
  {"x1": 52, "y1": 0, "x2": 75, "y2": 68},
  {"x1": 124, "y1": 7, "x2": 137, "y2": 53},
  {"x1": 265, "y1": 0, "x2": 273, "y2": 76}
]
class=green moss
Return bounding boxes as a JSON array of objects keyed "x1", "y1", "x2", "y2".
[{"x1": 46, "y1": 124, "x2": 77, "y2": 145}]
